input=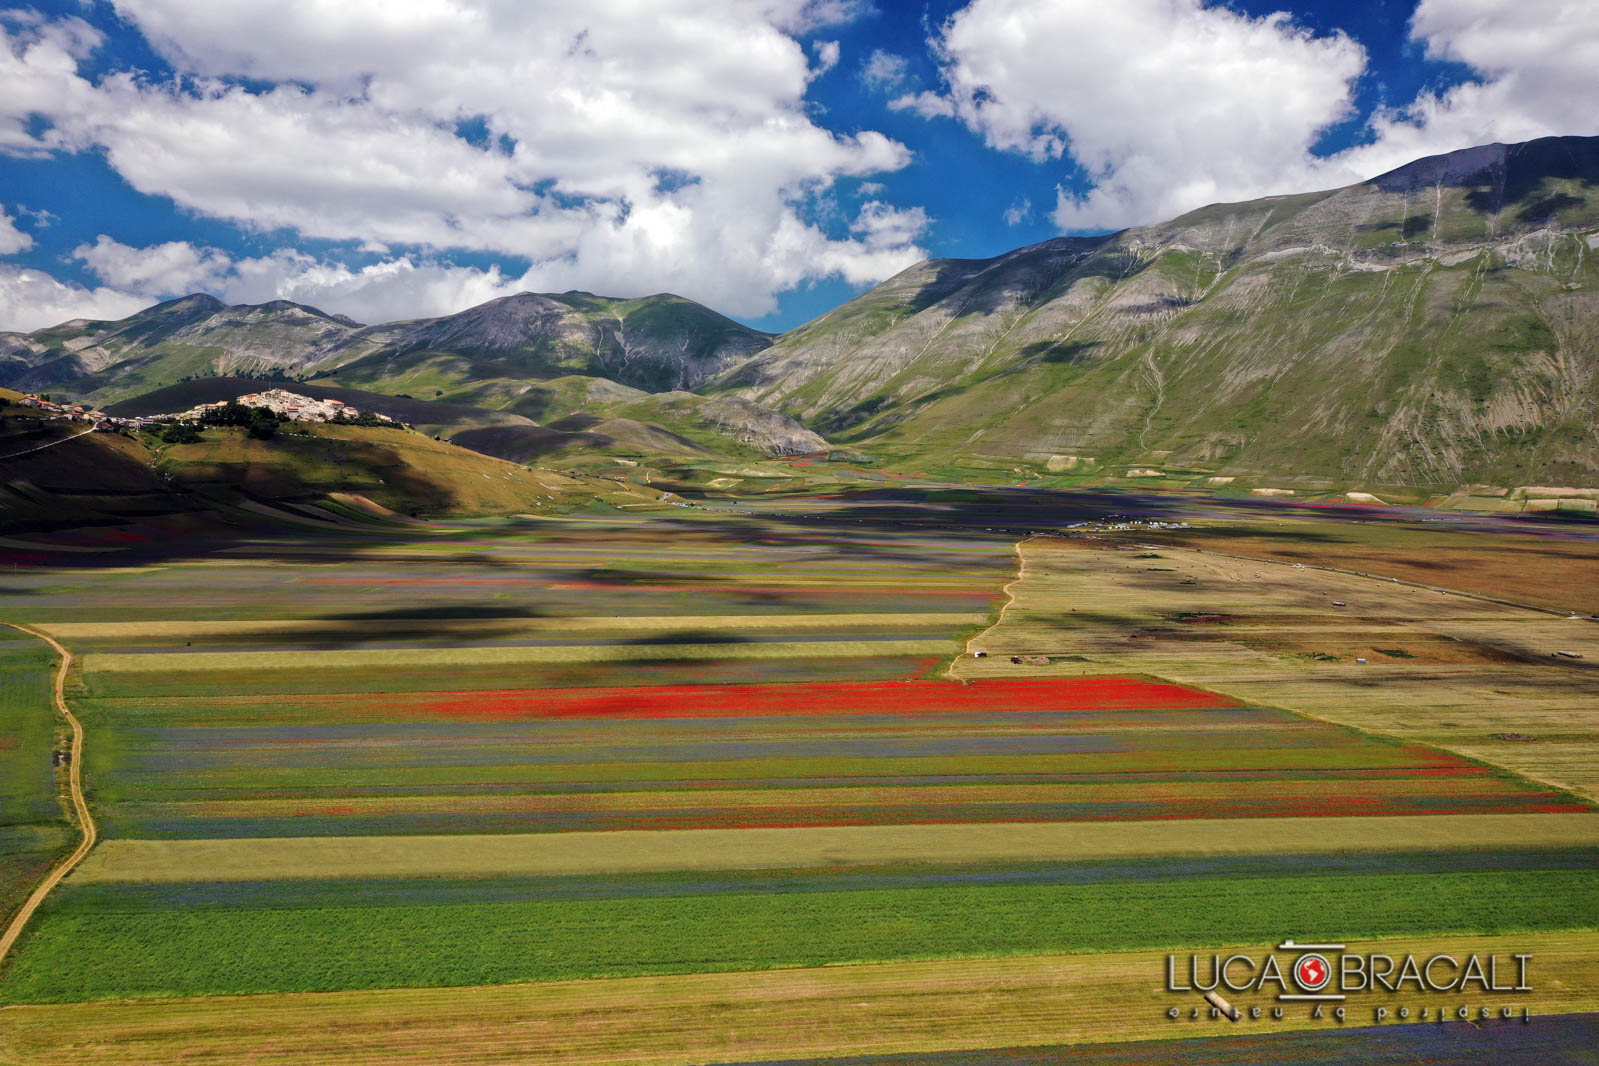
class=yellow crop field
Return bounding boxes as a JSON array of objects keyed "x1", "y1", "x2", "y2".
[
  {"x1": 951, "y1": 537, "x2": 1599, "y2": 800},
  {"x1": 41, "y1": 613, "x2": 988, "y2": 641},
  {"x1": 81, "y1": 638, "x2": 960, "y2": 673},
  {"x1": 71, "y1": 812, "x2": 1599, "y2": 884},
  {"x1": 5, "y1": 931, "x2": 1597, "y2": 1066}
]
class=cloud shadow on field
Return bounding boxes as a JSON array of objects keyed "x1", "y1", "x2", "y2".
[
  {"x1": 1018, "y1": 339, "x2": 1103, "y2": 366},
  {"x1": 320, "y1": 604, "x2": 549, "y2": 621},
  {"x1": 559, "y1": 566, "x2": 718, "y2": 587},
  {"x1": 620, "y1": 630, "x2": 756, "y2": 646}
]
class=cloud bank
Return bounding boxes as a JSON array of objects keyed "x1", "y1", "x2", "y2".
[
  {"x1": 900, "y1": 0, "x2": 1599, "y2": 230},
  {"x1": 0, "y1": 1, "x2": 926, "y2": 325}
]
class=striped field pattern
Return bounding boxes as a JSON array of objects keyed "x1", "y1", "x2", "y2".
[
  {"x1": 3, "y1": 509, "x2": 1597, "y2": 1029},
  {"x1": 68, "y1": 677, "x2": 1585, "y2": 841}
]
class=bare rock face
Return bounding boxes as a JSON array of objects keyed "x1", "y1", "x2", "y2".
[
  {"x1": 0, "y1": 332, "x2": 47, "y2": 362},
  {"x1": 690, "y1": 396, "x2": 830, "y2": 456}
]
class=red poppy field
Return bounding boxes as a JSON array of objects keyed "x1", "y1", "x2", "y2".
[
  {"x1": 66, "y1": 673, "x2": 1584, "y2": 842},
  {"x1": 408, "y1": 675, "x2": 1241, "y2": 720}
]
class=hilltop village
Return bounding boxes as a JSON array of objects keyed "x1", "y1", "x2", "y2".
[
  {"x1": 168, "y1": 389, "x2": 395, "y2": 425},
  {"x1": 14, "y1": 388, "x2": 394, "y2": 434}
]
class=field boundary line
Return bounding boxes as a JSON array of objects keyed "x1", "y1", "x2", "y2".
[{"x1": 0, "y1": 622, "x2": 97, "y2": 969}]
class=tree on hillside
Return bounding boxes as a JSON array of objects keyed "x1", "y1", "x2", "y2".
[
  {"x1": 200, "y1": 400, "x2": 253, "y2": 427},
  {"x1": 202, "y1": 401, "x2": 282, "y2": 429},
  {"x1": 158, "y1": 423, "x2": 202, "y2": 444}
]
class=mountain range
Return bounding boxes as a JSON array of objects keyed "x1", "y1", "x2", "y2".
[{"x1": 5, "y1": 134, "x2": 1597, "y2": 488}]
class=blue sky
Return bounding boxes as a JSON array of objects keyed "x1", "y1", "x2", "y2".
[{"x1": 0, "y1": 0, "x2": 1592, "y2": 333}]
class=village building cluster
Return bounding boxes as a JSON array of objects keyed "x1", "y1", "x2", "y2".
[
  {"x1": 171, "y1": 389, "x2": 394, "y2": 425},
  {"x1": 13, "y1": 387, "x2": 394, "y2": 434},
  {"x1": 15, "y1": 395, "x2": 141, "y2": 432}
]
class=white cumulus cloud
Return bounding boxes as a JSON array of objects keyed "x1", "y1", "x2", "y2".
[
  {"x1": 66, "y1": 216, "x2": 935, "y2": 326},
  {"x1": 0, "y1": 1, "x2": 925, "y2": 319},
  {"x1": 65, "y1": 236, "x2": 540, "y2": 324},
  {"x1": 0, "y1": 205, "x2": 34, "y2": 255},
  {"x1": 861, "y1": 49, "x2": 909, "y2": 93},
  {"x1": 0, "y1": 266, "x2": 148, "y2": 333},
  {"x1": 72, "y1": 236, "x2": 233, "y2": 297},
  {"x1": 812, "y1": 40, "x2": 841, "y2": 76},
  {"x1": 908, "y1": 0, "x2": 1599, "y2": 231},
  {"x1": 907, "y1": 0, "x2": 1366, "y2": 230},
  {"x1": 1333, "y1": 0, "x2": 1599, "y2": 179}
]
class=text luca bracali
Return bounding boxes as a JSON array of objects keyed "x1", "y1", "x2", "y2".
[{"x1": 1165, "y1": 940, "x2": 1534, "y2": 1024}]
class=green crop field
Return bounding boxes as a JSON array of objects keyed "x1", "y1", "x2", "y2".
[
  {"x1": 6, "y1": 864, "x2": 1596, "y2": 1002},
  {"x1": 0, "y1": 633, "x2": 71, "y2": 932}
]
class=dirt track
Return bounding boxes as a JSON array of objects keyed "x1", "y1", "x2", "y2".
[
  {"x1": 0, "y1": 623, "x2": 96, "y2": 967},
  {"x1": 0, "y1": 426, "x2": 96, "y2": 462}
]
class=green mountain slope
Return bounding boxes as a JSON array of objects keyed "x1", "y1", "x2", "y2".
[
  {"x1": 1, "y1": 290, "x2": 773, "y2": 408},
  {"x1": 11, "y1": 136, "x2": 1598, "y2": 489},
  {"x1": 318, "y1": 291, "x2": 774, "y2": 397},
  {"x1": 717, "y1": 136, "x2": 1599, "y2": 488},
  {"x1": 2, "y1": 296, "x2": 359, "y2": 403}
]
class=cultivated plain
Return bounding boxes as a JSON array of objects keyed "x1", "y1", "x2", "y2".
[{"x1": 1, "y1": 490, "x2": 1597, "y2": 1063}]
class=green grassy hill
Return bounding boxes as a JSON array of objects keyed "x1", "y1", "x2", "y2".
[
  {"x1": 0, "y1": 392, "x2": 664, "y2": 533},
  {"x1": 716, "y1": 136, "x2": 1599, "y2": 490}
]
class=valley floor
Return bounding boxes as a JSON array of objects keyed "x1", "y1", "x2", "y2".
[{"x1": 1, "y1": 491, "x2": 1596, "y2": 1062}]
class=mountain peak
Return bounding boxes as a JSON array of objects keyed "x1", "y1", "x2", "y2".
[
  {"x1": 238, "y1": 299, "x2": 362, "y2": 327},
  {"x1": 157, "y1": 293, "x2": 227, "y2": 314}
]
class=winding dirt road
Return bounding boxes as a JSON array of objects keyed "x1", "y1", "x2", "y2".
[
  {"x1": 0, "y1": 622, "x2": 96, "y2": 966},
  {"x1": 0, "y1": 425, "x2": 96, "y2": 462}
]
